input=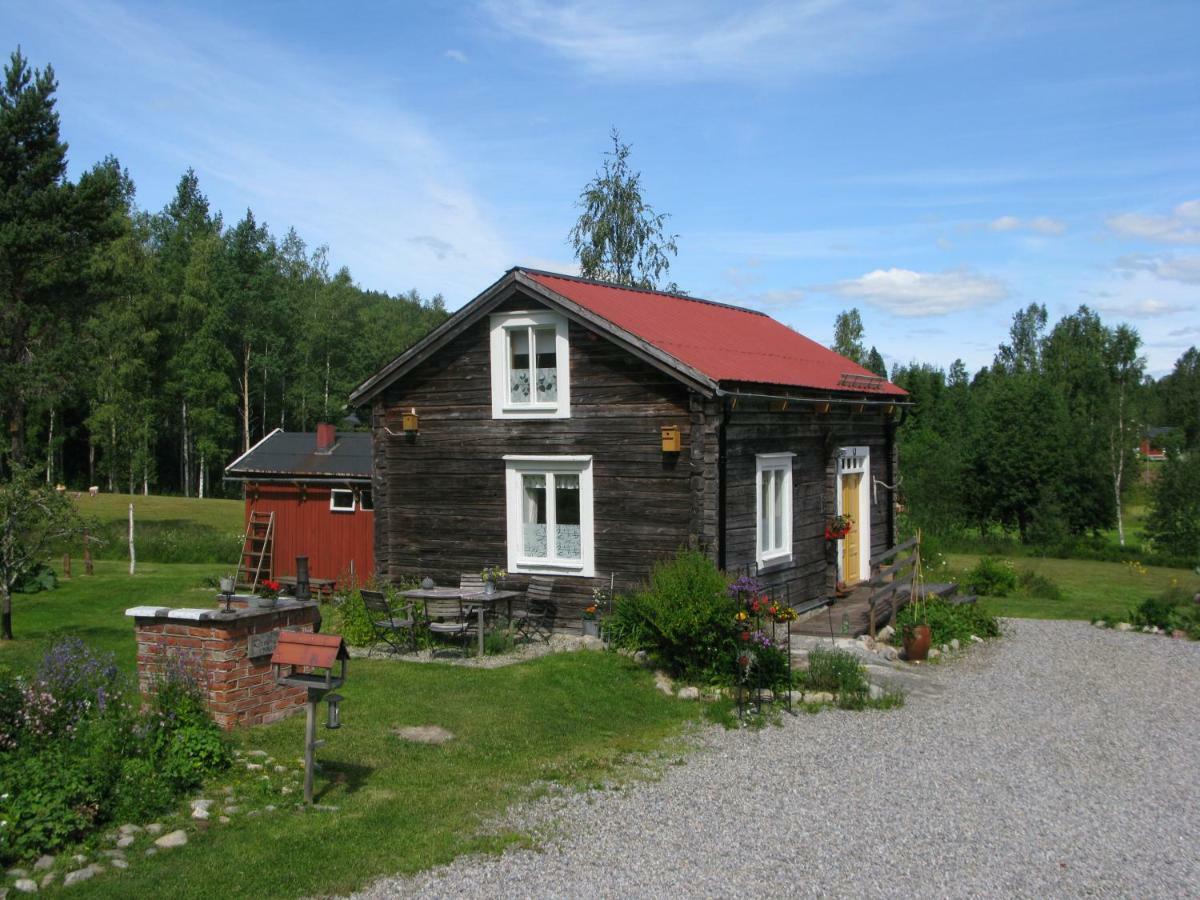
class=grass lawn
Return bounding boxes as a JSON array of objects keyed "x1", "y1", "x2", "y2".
[
  {"x1": 70, "y1": 492, "x2": 244, "y2": 532},
  {"x1": 0, "y1": 560, "x2": 217, "y2": 674},
  {"x1": 3, "y1": 561, "x2": 699, "y2": 898},
  {"x1": 64, "y1": 651, "x2": 696, "y2": 900},
  {"x1": 945, "y1": 553, "x2": 1200, "y2": 622}
]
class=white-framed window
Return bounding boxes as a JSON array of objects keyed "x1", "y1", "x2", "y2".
[
  {"x1": 330, "y1": 488, "x2": 355, "y2": 512},
  {"x1": 756, "y1": 453, "x2": 794, "y2": 568},
  {"x1": 358, "y1": 487, "x2": 373, "y2": 511},
  {"x1": 490, "y1": 311, "x2": 571, "y2": 419},
  {"x1": 503, "y1": 455, "x2": 594, "y2": 576}
]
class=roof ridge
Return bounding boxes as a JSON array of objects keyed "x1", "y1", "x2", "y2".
[{"x1": 514, "y1": 266, "x2": 770, "y2": 318}]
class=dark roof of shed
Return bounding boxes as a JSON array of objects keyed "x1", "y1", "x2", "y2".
[{"x1": 224, "y1": 429, "x2": 372, "y2": 481}]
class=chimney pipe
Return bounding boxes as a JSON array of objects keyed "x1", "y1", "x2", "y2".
[{"x1": 316, "y1": 423, "x2": 336, "y2": 450}]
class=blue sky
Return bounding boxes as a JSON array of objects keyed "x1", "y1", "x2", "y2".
[{"x1": 5, "y1": 0, "x2": 1198, "y2": 375}]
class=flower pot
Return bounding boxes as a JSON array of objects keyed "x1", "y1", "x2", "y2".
[
  {"x1": 483, "y1": 580, "x2": 496, "y2": 596},
  {"x1": 252, "y1": 595, "x2": 278, "y2": 609},
  {"x1": 902, "y1": 623, "x2": 932, "y2": 661},
  {"x1": 219, "y1": 576, "x2": 235, "y2": 595},
  {"x1": 581, "y1": 618, "x2": 600, "y2": 638}
]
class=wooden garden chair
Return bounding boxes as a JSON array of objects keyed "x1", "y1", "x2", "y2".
[
  {"x1": 512, "y1": 575, "x2": 555, "y2": 643},
  {"x1": 361, "y1": 589, "x2": 417, "y2": 656},
  {"x1": 425, "y1": 597, "x2": 475, "y2": 657}
]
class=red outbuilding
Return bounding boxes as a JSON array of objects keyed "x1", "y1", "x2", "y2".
[{"x1": 223, "y1": 424, "x2": 374, "y2": 591}]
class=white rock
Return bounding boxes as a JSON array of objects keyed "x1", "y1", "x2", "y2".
[
  {"x1": 632, "y1": 650, "x2": 650, "y2": 667},
  {"x1": 786, "y1": 691, "x2": 805, "y2": 704},
  {"x1": 274, "y1": 765, "x2": 286, "y2": 773},
  {"x1": 116, "y1": 836, "x2": 135, "y2": 849},
  {"x1": 247, "y1": 750, "x2": 268, "y2": 757},
  {"x1": 868, "y1": 683, "x2": 885, "y2": 700},
  {"x1": 223, "y1": 805, "x2": 239, "y2": 814},
  {"x1": 191, "y1": 798, "x2": 212, "y2": 820},
  {"x1": 111, "y1": 859, "x2": 128, "y2": 870},
  {"x1": 118, "y1": 824, "x2": 141, "y2": 837},
  {"x1": 33, "y1": 856, "x2": 54, "y2": 872},
  {"x1": 39, "y1": 873, "x2": 56, "y2": 889},
  {"x1": 804, "y1": 691, "x2": 835, "y2": 704},
  {"x1": 145, "y1": 823, "x2": 163, "y2": 836},
  {"x1": 264, "y1": 805, "x2": 276, "y2": 813},
  {"x1": 13, "y1": 879, "x2": 37, "y2": 894},
  {"x1": 1093, "y1": 620, "x2": 1107, "y2": 628},
  {"x1": 218, "y1": 816, "x2": 230, "y2": 824},
  {"x1": 245, "y1": 763, "x2": 264, "y2": 771},
  {"x1": 1116, "y1": 622, "x2": 1134, "y2": 632},
  {"x1": 859, "y1": 636, "x2": 876, "y2": 652},
  {"x1": 654, "y1": 671, "x2": 674, "y2": 695},
  {"x1": 950, "y1": 638, "x2": 961, "y2": 651},
  {"x1": 63, "y1": 869, "x2": 96, "y2": 888},
  {"x1": 878, "y1": 646, "x2": 899, "y2": 661},
  {"x1": 940, "y1": 644, "x2": 950, "y2": 654},
  {"x1": 154, "y1": 830, "x2": 188, "y2": 849},
  {"x1": 677, "y1": 686, "x2": 701, "y2": 700},
  {"x1": 877, "y1": 625, "x2": 895, "y2": 642},
  {"x1": 144, "y1": 849, "x2": 157, "y2": 857},
  {"x1": 970, "y1": 635, "x2": 984, "y2": 643},
  {"x1": 928, "y1": 648, "x2": 942, "y2": 659}
]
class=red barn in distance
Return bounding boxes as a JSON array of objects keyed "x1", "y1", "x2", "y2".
[{"x1": 224, "y1": 424, "x2": 374, "y2": 590}]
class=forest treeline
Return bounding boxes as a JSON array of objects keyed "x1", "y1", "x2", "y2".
[
  {"x1": 889, "y1": 304, "x2": 1200, "y2": 560},
  {"x1": 1, "y1": 50, "x2": 448, "y2": 497}
]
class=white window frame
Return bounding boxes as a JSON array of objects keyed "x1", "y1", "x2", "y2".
[
  {"x1": 330, "y1": 488, "x2": 355, "y2": 512},
  {"x1": 755, "y1": 453, "x2": 794, "y2": 569},
  {"x1": 490, "y1": 311, "x2": 571, "y2": 419},
  {"x1": 835, "y1": 446, "x2": 871, "y2": 584},
  {"x1": 503, "y1": 455, "x2": 594, "y2": 576},
  {"x1": 358, "y1": 486, "x2": 373, "y2": 511}
]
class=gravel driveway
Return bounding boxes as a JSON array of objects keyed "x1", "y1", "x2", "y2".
[{"x1": 354, "y1": 619, "x2": 1200, "y2": 899}]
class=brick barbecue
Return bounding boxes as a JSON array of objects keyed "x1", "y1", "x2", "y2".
[{"x1": 126, "y1": 598, "x2": 321, "y2": 730}]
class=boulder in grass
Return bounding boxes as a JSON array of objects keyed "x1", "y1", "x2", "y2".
[{"x1": 154, "y1": 830, "x2": 188, "y2": 849}]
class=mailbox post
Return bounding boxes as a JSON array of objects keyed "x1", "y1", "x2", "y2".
[{"x1": 270, "y1": 632, "x2": 349, "y2": 804}]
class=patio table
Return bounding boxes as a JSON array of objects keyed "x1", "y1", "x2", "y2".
[{"x1": 401, "y1": 586, "x2": 523, "y2": 656}]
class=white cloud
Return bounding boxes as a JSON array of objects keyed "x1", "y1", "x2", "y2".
[
  {"x1": 1107, "y1": 199, "x2": 1200, "y2": 244},
  {"x1": 830, "y1": 268, "x2": 1007, "y2": 317},
  {"x1": 1094, "y1": 298, "x2": 1189, "y2": 318},
  {"x1": 987, "y1": 215, "x2": 1066, "y2": 235},
  {"x1": 480, "y1": 0, "x2": 966, "y2": 82},
  {"x1": 1116, "y1": 253, "x2": 1200, "y2": 284},
  {"x1": 37, "y1": 0, "x2": 510, "y2": 303},
  {"x1": 445, "y1": 48, "x2": 468, "y2": 63}
]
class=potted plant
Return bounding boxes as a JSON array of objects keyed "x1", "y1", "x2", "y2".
[
  {"x1": 254, "y1": 578, "x2": 282, "y2": 608},
  {"x1": 825, "y1": 514, "x2": 853, "y2": 541},
  {"x1": 480, "y1": 566, "x2": 506, "y2": 596},
  {"x1": 581, "y1": 586, "x2": 605, "y2": 637},
  {"x1": 901, "y1": 534, "x2": 931, "y2": 660}
]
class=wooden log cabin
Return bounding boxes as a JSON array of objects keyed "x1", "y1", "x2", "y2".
[{"x1": 349, "y1": 268, "x2": 908, "y2": 630}]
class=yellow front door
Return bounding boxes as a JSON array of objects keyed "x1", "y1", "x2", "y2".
[{"x1": 841, "y1": 472, "x2": 862, "y2": 584}]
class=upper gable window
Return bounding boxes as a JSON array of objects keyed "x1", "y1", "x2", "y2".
[{"x1": 490, "y1": 311, "x2": 570, "y2": 419}]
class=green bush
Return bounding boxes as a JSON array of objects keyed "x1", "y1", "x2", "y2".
[
  {"x1": 163, "y1": 725, "x2": 231, "y2": 791},
  {"x1": 963, "y1": 557, "x2": 1018, "y2": 596},
  {"x1": 897, "y1": 598, "x2": 1000, "y2": 646},
  {"x1": 1129, "y1": 587, "x2": 1200, "y2": 638},
  {"x1": 803, "y1": 647, "x2": 868, "y2": 706},
  {"x1": 329, "y1": 581, "x2": 416, "y2": 647},
  {"x1": 51, "y1": 519, "x2": 242, "y2": 564},
  {"x1": 1016, "y1": 568, "x2": 1064, "y2": 601},
  {"x1": 606, "y1": 550, "x2": 737, "y2": 684},
  {"x1": 0, "y1": 751, "x2": 96, "y2": 863}
]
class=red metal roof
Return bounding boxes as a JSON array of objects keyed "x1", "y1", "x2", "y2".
[{"x1": 523, "y1": 271, "x2": 906, "y2": 396}]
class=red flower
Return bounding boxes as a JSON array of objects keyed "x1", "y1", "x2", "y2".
[{"x1": 740, "y1": 631, "x2": 750, "y2": 641}]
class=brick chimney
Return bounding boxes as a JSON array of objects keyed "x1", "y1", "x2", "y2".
[{"x1": 316, "y1": 422, "x2": 336, "y2": 450}]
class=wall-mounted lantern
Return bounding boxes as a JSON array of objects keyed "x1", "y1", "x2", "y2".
[
  {"x1": 402, "y1": 408, "x2": 420, "y2": 434},
  {"x1": 660, "y1": 425, "x2": 681, "y2": 453}
]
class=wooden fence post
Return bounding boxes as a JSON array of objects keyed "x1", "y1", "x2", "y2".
[
  {"x1": 128, "y1": 503, "x2": 136, "y2": 576},
  {"x1": 83, "y1": 529, "x2": 94, "y2": 576}
]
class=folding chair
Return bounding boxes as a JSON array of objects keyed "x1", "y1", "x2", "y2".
[
  {"x1": 512, "y1": 575, "x2": 555, "y2": 643},
  {"x1": 425, "y1": 597, "x2": 474, "y2": 657},
  {"x1": 361, "y1": 589, "x2": 416, "y2": 656}
]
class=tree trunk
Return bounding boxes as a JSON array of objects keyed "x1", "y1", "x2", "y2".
[
  {"x1": 88, "y1": 438, "x2": 95, "y2": 487},
  {"x1": 242, "y1": 345, "x2": 252, "y2": 453},
  {"x1": 143, "y1": 434, "x2": 149, "y2": 496},
  {"x1": 10, "y1": 401, "x2": 26, "y2": 466},
  {"x1": 323, "y1": 352, "x2": 331, "y2": 420},
  {"x1": 199, "y1": 452, "x2": 206, "y2": 499},
  {"x1": 182, "y1": 400, "x2": 190, "y2": 498},
  {"x1": 46, "y1": 408, "x2": 54, "y2": 483},
  {"x1": 108, "y1": 421, "x2": 116, "y2": 492},
  {"x1": 1, "y1": 586, "x2": 12, "y2": 640}
]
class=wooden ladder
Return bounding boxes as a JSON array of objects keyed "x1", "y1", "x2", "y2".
[{"x1": 236, "y1": 510, "x2": 275, "y2": 592}]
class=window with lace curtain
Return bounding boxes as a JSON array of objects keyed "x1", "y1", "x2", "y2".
[
  {"x1": 490, "y1": 311, "x2": 570, "y2": 418},
  {"x1": 503, "y1": 455, "x2": 594, "y2": 575}
]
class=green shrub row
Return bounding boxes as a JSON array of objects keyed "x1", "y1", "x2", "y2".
[
  {"x1": 1128, "y1": 587, "x2": 1200, "y2": 639},
  {"x1": 49, "y1": 519, "x2": 242, "y2": 565}
]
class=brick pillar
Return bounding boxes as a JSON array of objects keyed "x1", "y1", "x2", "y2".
[{"x1": 127, "y1": 599, "x2": 321, "y2": 730}]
